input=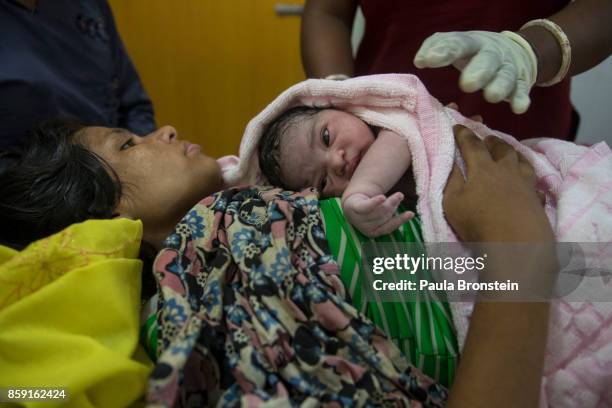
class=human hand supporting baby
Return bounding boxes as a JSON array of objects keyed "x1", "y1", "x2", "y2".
[{"x1": 342, "y1": 191, "x2": 414, "y2": 238}]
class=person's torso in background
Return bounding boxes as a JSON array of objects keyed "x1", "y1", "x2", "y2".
[
  {"x1": 355, "y1": 0, "x2": 575, "y2": 141},
  {"x1": 0, "y1": 0, "x2": 119, "y2": 149}
]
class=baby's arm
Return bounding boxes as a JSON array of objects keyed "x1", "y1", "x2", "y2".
[{"x1": 341, "y1": 130, "x2": 414, "y2": 237}]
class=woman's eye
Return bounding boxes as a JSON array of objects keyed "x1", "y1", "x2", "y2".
[
  {"x1": 120, "y1": 138, "x2": 135, "y2": 150},
  {"x1": 322, "y1": 128, "x2": 330, "y2": 146}
]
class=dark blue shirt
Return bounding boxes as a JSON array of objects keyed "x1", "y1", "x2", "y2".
[{"x1": 0, "y1": 0, "x2": 155, "y2": 150}]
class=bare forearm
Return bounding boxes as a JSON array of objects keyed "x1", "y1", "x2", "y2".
[
  {"x1": 449, "y1": 242, "x2": 555, "y2": 406},
  {"x1": 343, "y1": 130, "x2": 411, "y2": 200},
  {"x1": 449, "y1": 301, "x2": 550, "y2": 408},
  {"x1": 444, "y1": 128, "x2": 557, "y2": 407},
  {"x1": 301, "y1": 0, "x2": 357, "y2": 78},
  {"x1": 520, "y1": 0, "x2": 612, "y2": 83}
]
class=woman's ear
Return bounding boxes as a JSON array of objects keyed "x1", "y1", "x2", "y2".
[
  {"x1": 112, "y1": 213, "x2": 134, "y2": 220},
  {"x1": 112, "y1": 206, "x2": 135, "y2": 220},
  {"x1": 113, "y1": 196, "x2": 135, "y2": 220}
]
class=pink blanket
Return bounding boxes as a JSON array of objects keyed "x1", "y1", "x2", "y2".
[{"x1": 220, "y1": 74, "x2": 612, "y2": 407}]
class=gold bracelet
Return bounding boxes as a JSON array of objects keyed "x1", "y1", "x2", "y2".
[
  {"x1": 521, "y1": 18, "x2": 571, "y2": 87},
  {"x1": 501, "y1": 31, "x2": 538, "y2": 87}
]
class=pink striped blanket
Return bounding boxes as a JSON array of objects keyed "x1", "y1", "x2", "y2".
[{"x1": 219, "y1": 74, "x2": 612, "y2": 407}]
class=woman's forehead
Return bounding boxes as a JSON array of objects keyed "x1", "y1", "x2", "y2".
[
  {"x1": 79, "y1": 126, "x2": 130, "y2": 146},
  {"x1": 79, "y1": 126, "x2": 125, "y2": 153},
  {"x1": 79, "y1": 126, "x2": 109, "y2": 144}
]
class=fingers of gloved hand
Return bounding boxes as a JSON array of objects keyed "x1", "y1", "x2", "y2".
[
  {"x1": 370, "y1": 211, "x2": 415, "y2": 237},
  {"x1": 483, "y1": 62, "x2": 518, "y2": 103},
  {"x1": 414, "y1": 32, "x2": 480, "y2": 68},
  {"x1": 509, "y1": 78, "x2": 531, "y2": 114},
  {"x1": 459, "y1": 48, "x2": 503, "y2": 93}
]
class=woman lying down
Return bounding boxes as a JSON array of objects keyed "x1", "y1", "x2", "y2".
[{"x1": 0, "y1": 77, "x2": 590, "y2": 406}]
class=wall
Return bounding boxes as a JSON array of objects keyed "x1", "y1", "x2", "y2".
[
  {"x1": 108, "y1": 0, "x2": 305, "y2": 159},
  {"x1": 572, "y1": 56, "x2": 612, "y2": 145}
]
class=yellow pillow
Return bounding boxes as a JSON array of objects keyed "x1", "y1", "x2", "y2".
[
  {"x1": 0, "y1": 219, "x2": 152, "y2": 408},
  {"x1": 0, "y1": 244, "x2": 16, "y2": 265}
]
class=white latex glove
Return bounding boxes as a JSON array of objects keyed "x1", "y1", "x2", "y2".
[{"x1": 414, "y1": 31, "x2": 538, "y2": 114}]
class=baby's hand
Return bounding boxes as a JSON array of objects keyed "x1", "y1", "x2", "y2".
[{"x1": 342, "y1": 192, "x2": 414, "y2": 238}]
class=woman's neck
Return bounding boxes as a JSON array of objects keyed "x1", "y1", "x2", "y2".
[
  {"x1": 141, "y1": 205, "x2": 196, "y2": 251},
  {"x1": 142, "y1": 223, "x2": 176, "y2": 252}
]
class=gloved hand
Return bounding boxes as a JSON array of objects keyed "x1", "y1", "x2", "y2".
[{"x1": 414, "y1": 31, "x2": 538, "y2": 114}]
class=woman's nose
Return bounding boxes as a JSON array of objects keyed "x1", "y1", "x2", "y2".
[{"x1": 151, "y1": 126, "x2": 177, "y2": 143}]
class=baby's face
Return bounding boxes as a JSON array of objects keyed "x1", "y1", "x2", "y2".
[{"x1": 279, "y1": 109, "x2": 375, "y2": 198}]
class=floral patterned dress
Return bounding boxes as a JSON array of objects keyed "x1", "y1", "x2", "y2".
[{"x1": 146, "y1": 187, "x2": 447, "y2": 407}]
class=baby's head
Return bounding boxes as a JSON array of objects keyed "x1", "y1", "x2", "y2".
[{"x1": 259, "y1": 106, "x2": 375, "y2": 198}]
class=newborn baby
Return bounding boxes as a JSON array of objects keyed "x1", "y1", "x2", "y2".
[
  {"x1": 220, "y1": 74, "x2": 612, "y2": 406},
  {"x1": 258, "y1": 106, "x2": 414, "y2": 237}
]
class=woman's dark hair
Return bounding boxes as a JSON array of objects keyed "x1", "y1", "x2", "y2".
[
  {"x1": 258, "y1": 106, "x2": 320, "y2": 188},
  {"x1": 0, "y1": 119, "x2": 122, "y2": 249}
]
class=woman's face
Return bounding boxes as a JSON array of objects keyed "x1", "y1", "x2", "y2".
[{"x1": 79, "y1": 125, "x2": 223, "y2": 233}]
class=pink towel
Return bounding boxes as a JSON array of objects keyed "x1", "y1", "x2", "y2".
[{"x1": 220, "y1": 74, "x2": 612, "y2": 407}]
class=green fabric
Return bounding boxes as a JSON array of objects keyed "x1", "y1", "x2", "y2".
[
  {"x1": 140, "y1": 301, "x2": 157, "y2": 363},
  {"x1": 319, "y1": 198, "x2": 459, "y2": 387},
  {"x1": 140, "y1": 197, "x2": 459, "y2": 387}
]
